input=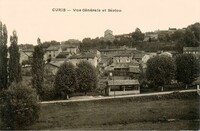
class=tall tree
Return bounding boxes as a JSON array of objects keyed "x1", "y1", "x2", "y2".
[
  {"x1": 8, "y1": 30, "x2": 22, "y2": 84},
  {"x1": 0, "y1": 21, "x2": 8, "y2": 90},
  {"x1": 76, "y1": 61, "x2": 98, "y2": 95},
  {"x1": 146, "y1": 55, "x2": 176, "y2": 90},
  {"x1": 54, "y1": 62, "x2": 77, "y2": 99},
  {"x1": 175, "y1": 54, "x2": 199, "y2": 88},
  {"x1": 32, "y1": 38, "x2": 44, "y2": 98},
  {"x1": 131, "y1": 28, "x2": 144, "y2": 42}
]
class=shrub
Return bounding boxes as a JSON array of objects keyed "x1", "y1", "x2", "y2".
[
  {"x1": 0, "y1": 82, "x2": 40, "y2": 129},
  {"x1": 41, "y1": 83, "x2": 57, "y2": 101}
]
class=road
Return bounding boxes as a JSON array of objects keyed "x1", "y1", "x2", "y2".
[{"x1": 40, "y1": 89, "x2": 197, "y2": 104}]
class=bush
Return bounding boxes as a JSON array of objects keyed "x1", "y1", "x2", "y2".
[
  {"x1": 0, "y1": 82, "x2": 40, "y2": 129},
  {"x1": 40, "y1": 83, "x2": 57, "y2": 101}
]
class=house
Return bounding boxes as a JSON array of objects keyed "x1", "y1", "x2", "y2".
[
  {"x1": 133, "y1": 53, "x2": 146, "y2": 62},
  {"x1": 19, "y1": 48, "x2": 34, "y2": 64},
  {"x1": 109, "y1": 63, "x2": 130, "y2": 76},
  {"x1": 129, "y1": 63, "x2": 141, "y2": 79},
  {"x1": 105, "y1": 79, "x2": 140, "y2": 96},
  {"x1": 98, "y1": 55, "x2": 112, "y2": 70},
  {"x1": 61, "y1": 45, "x2": 79, "y2": 54},
  {"x1": 68, "y1": 53, "x2": 98, "y2": 67},
  {"x1": 183, "y1": 47, "x2": 199, "y2": 56},
  {"x1": 44, "y1": 44, "x2": 79, "y2": 60},
  {"x1": 115, "y1": 33, "x2": 132, "y2": 40},
  {"x1": 98, "y1": 47, "x2": 139, "y2": 56},
  {"x1": 44, "y1": 62, "x2": 61, "y2": 75},
  {"x1": 112, "y1": 53, "x2": 133, "y2": 63},
  {"x1": 144, "y1": 32, "x2": 158, "y2": 42},
  {"x1": 45, "y1": 45, "x2": 62, "y2": 60},
  {"x1": 56, "y1": 52, "x2": 71, "y2": 59}
]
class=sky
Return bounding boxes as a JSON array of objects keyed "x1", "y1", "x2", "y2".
[{"x1": 0, "y1": 0, "x2": 200, "y2": 45}]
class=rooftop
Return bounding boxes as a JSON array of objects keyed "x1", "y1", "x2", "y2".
[
  {"x1": 129, "y1": 66, "x2": 140, "y2": 73},
  {"x1": 46, "y1": 46, "x2": 60, "y2": 51},
  {"x1": 134, "y1": 53, "x2": 146, "y2": 59},
  {"x1": 56, "y1": 52, "x2": 70, "y2": 58},
  {"x1": 183, "y1": 47, "x2": 200, "y2": 51},
  {"x1": 69, "y1": 53, "x2": 96, "y2": 59}
]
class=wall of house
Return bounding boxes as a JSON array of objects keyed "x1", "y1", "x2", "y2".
[
  {"x1": 108, "y1": 90, "x2": 140, "y2": 96},
  {"x1": 45, "y1": 50, "x2": 61, "y2": 59},
  {"x1": 66, "y1": 48, "x2": 77, "y2": 54},
  {"x1": 20, "y1": 51, "x2": 32, "y2": 64},
  {"x1": 113, "y1": 56, "x2": 131, "y2": 63},
  {"x1": 106, "y1": 85, "x2": 140, "y2": 96},
  {"x1": 44, "y1": 64, "x2": 58, "y2": 75},
  {"x1": 69, "y1": 57, "x2": 98, "y2": 67}
]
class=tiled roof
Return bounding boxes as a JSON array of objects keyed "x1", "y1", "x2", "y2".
[
  {"x1": 183, "y1": 47, "x2": 199, "y2": 51},
  {"x1": 56, "y1": 52, "x2": 70, "y2": 58},
  {"x1": 114, "y1": 53, "x2": 132, "y2": 57},
  {"x1": 46, "y1": 46, "x2": 60, "y2": 51},
  {"x1": 68, "y1": 53, "x2": 96, "y2": 59},
  {"x1": 107, "y1": 79, "x2": 139, "y2": 86},
  {"x1": 134, "y1": 53, "x2": 145, "y2": 59},
  {"x1": 46, "y1": 62, "x2": 62, "y2": 68},
  {"x1": 22, "y1": 48, "x2": 34, "y2": 52},
  {"x1": 110, "y1": 63, "x2": 129, "y2": 69},
  {"x1": 129, "y1": 66, "x2": 140, "y2": 73}
]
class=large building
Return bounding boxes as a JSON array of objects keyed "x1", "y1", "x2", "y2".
[
  {"x1": 68, "y1": 53, "x2": 98, "y2": 67},
  {"x1": 104, "y1": 29, "x2": 115, "y2": 42}
]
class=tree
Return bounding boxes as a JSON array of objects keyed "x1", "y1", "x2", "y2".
[
  {"x1": 146, "y1": 55, "x2": 176, "y2": 90},
  {"x1": 54, "y1": 62, "x2": 77, "y2": 99},
  {"x1": 0, "y1": 82, "x2": 40, "y2": 129},
  {"x1": 32, "y1": 38, "x2": 44, "y2": 98},
  {"x1": 184, "y1": 28, "x2": 197, "y2": 47},
  {"x1": 175, "y1": 54, "x2": 199, "y2": 88},
  {"x1": 0, "y1": 21, "x2": 8, "y2": 90},
  {"x1": 76, "y1": 61, "x2": 98, "y2": 95},
  {"x1": 131, "y1": 28, "x2": 144, "y2": 42},
  {"x1": 8, "y1": 30, "x2": 22, "y2": 84}
]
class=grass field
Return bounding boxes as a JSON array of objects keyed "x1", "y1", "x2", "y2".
[{"x1": 30, "y1": 92, "x2": 199, "y2": 130}]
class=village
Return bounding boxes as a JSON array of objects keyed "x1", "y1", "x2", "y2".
[
  {"x1": 0, "y1": 0, "x2": 200, "y2": 129},
  {"x1": 18, "y1": 27, "x2": 200, "y2": 99}
]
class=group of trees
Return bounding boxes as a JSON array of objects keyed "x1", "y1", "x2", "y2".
[
  {"x1": 0, "y1": 22, "x2": 21, "y2": 90},
  {"x1": 146, "y1": 54, "x2": 199, "y2": 90},
  {"x1": 54, "y1": 61, "x2": 98, "y2": 99},
  {"x1": 0, "y1": 21, "x2": 40, "y2": 129},
  {"x1": 80, "y1": 28, "x2": 145, "y2": 51}
]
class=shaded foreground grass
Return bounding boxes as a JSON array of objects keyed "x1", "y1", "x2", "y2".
[{"x1": 30, "y1": 92, "x2": 199, "y2": 130}]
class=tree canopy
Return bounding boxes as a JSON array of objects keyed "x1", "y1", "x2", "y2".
[
  {"x1": 175, "y1": 54, "x2": 199, "y2": 85},
  {"x1": 146, "y1": 55, "x2": 176, "y2": 87},
  {"x1": 54, "y1": 62, "x2": 77, "y2": 99},
  {"x1": 0, "y1": 82, "x2": 40, "y2": 129},
  {"x1": 131, "y1": 28, "x2": 144, "y2": 42},
  {"x1": 32, "y1": 38, "x2": 44, "y2": 97},
  {"x1": 8, "y1": 30, "x2": 22, "y2": 84},
  {"x1": 76, "y1": 61, "x2": 98, "y2": 95},
  {"x1": 0, "y1": 21, "x2": 8, "y2": 90}
]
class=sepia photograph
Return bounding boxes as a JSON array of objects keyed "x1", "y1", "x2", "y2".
[{"x1": 0, "y1": 0, "x2": 200, "y2": 130}]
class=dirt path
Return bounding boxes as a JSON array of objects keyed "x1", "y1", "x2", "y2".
[{"x1": 40, "y1": 89, "x2": 197, "y2": 104}]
